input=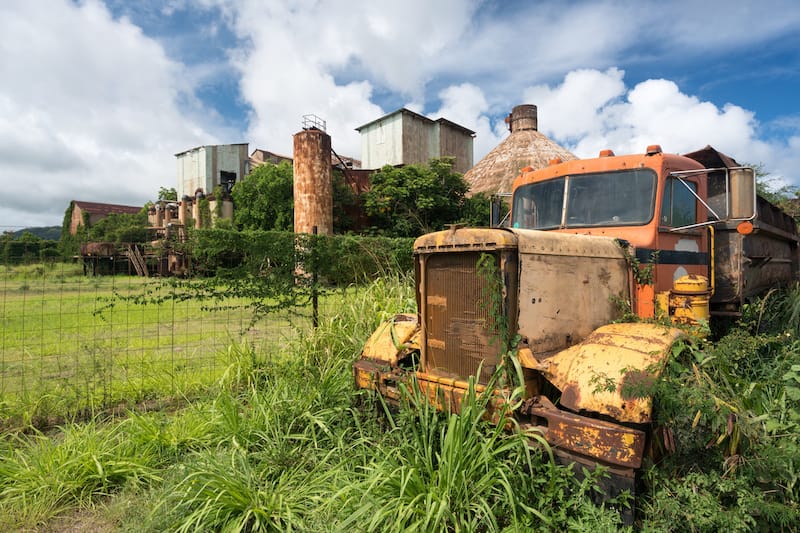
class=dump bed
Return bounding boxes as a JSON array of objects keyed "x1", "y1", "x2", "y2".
[
  {"x1": 712, "y1": 196, "x2": 799, "y2": 314},
  {"x1": 684, "y1": 146, "x2": 800, "y2": 314}
]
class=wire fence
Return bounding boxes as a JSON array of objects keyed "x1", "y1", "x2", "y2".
[{"x1": 0, "y1": 258, "x2": 329, "y2": 427}]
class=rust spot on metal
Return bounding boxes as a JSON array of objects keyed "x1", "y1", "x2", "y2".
[
  {"x1": 524, "y1": 396, "x2": 646, "y2": 468},
  {"x1": 597, "y1": 268, "x2": 611, "y2": 287},
  {"x1": 428, "y1": 338, "x2": 445, "y2": 350},
  {"x1": 427, "y1": 295, "x2": 447, "y2": 306},
  {"x1": 560, "y1": 383, "x2": 581, "y2": 410}
]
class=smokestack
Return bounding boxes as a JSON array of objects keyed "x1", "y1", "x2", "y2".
[
  {"x1": 193, "y1": 190, "x2": 204, "y2": 229},
  {"x1": 178, "y1": 196, "x2": 190, "y2": 225},
  {"x1": 505, "y1": 104, "x2": 538, "y2": 133}
]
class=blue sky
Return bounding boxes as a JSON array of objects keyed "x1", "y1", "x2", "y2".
[{"x1": 2, "y1": 0, "x2": 800, "y2": 228}]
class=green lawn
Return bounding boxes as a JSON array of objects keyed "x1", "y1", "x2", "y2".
[{"x1": 0, "y1": 263, "x2": 308, "y2": 427}]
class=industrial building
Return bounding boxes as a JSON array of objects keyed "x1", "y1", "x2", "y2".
[
  {"x1": 356, "y1": 108, "x2": 475, "y2": 174},
  {"x1": 175, "y1": 144, "x2": 250, "y2": 199},
  {"x1": 67, "y1": 200, "x2": 142, "y2": 235}
]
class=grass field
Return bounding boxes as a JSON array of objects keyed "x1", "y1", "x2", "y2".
[
  {"x1": 0, "y1": 263, "x2": 309, "y2": 428},
  {"x1": 1, "y1": 265, "x2": 799, "y2": 531}
]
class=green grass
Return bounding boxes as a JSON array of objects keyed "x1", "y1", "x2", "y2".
[
  {"x1": 1, "y1": 270, "x2": 799, "y2": 530},
  {"x1": 0, "y1": 263, "x2": 316, "y2": 429},
  {"x1": 0, "y1": 273, "x2": 631, "y2": 531}
]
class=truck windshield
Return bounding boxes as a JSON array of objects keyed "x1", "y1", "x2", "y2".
[{"x1": 511, "y1": 168, "x2": 657, "y2": 229}]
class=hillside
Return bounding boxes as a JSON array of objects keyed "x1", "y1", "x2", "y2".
[{"x1": 10, "y1": 226, "x2": 61, "y2": 240}]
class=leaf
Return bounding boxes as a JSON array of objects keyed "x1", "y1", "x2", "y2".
[{"x1": 692, "y1": 410, "x2": 702, "y2": 428}]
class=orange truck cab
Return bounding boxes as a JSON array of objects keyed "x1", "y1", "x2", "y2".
[{"x1": 508, "y1": 144, "x2": 795, "y2": 321}]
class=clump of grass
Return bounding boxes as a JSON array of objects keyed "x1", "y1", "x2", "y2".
[
  {"x1": 336, "y1": 372, "x2": 629, "y2": 532},
  {"x1": 339, "y1": 380, "x2": 544, "y2": 531},
  {"x1": 0, "y1": 419, "x2": 160, "y2": 529},
  {"x1": 153, "y1": 447, "x2": 340, "y2": 532}
]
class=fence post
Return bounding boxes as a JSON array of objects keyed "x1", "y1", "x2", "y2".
[{"x1": 312, "y1": 226, "x2": 319, "y2": 329}]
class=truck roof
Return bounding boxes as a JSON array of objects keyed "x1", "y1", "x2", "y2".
[{"x1": 512, "y1": 148, "x2": 705, "y2": 191}]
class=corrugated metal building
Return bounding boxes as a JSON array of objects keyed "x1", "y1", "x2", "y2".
[
  {"x1": 175, "y1": 144, "x2": 250, "y2": 199},
  {"x1": 248, "y1": 148, "x2": 361, "y2": 170},
  {"x1": 356, "y1": 108, "x2": 475, "y2": 174},
  {"x1": 249, "y1": 148, "x2": 293, "y2": 168}
]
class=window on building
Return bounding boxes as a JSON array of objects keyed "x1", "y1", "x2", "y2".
[{"x1": 220, "y1": 171, "x2": 237, "y2": 194}]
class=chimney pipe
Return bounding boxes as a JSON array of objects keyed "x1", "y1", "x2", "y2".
[{"x1": 506, "y1": 104, "x2": 538, "y2": 133}]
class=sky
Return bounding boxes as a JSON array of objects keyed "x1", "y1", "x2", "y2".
[{"x1": 2, "y1": 0, "x2": 800, "y2": 230}]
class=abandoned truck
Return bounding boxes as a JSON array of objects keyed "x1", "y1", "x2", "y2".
[{"x1": 353, "y1": 144, "x2": 799, "y2": 496}]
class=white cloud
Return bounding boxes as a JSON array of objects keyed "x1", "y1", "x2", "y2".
[
  {"x1": 223, "y1": 0, "x2": 481, "y2": 159},
  {"x1": 521, "y1": 68, "x2": 799, "y2": 187},
  {"x1": 0, "y1": 0, "x2": 220, "y2": 228},
  {"x1": 224, "y1": 0, "x2": 800, "y2": 167},
  {"x1": 3, "y1": 0, "x2": 800, "y2": 229},
  {"x1": 523, "y1": 68, "x2": 627, "y2": 142}
]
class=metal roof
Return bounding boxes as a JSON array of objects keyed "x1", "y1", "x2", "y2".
[
  {"x1": 355, "y1": 108, "x2": 475, "y2": 136},
  {"x1": 72, "y1": 200, "x2": 141, "y2": 215}
]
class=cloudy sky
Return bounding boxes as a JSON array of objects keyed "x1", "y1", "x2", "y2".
[{"x1": 3, "y1": 0, "x2": 800, "y2": 229}]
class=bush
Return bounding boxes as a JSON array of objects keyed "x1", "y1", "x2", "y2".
[
  {"x1": 641, "y1": 288, "x2": 800, "y2": 529},
  {"x1": 189, "y1": 228, "x2": 413, "y2": 284}
]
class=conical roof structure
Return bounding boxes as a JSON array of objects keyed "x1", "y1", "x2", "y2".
[{"x1": 464, "y1": 105, "x2": 577, "y2": 196}]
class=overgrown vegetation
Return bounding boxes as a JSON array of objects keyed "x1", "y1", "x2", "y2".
[
  {"x1": 231, "y1": 161, "x2": 295, "y2": 232},
  {"x1": 641, "y1": 287, "x2": 800, "y2": 530},
  {"x1": 361, "y1": 157, "x2": 490, "y2": 236},
  {"x1": 0, "y1": 274, "x2": 627, "y2": 531},
  {"x1": 231, "y1": 158, "x2": 489, "y2": 237},
  {"x1": 0, "y1": 231, "x2": 59, "y2": 264},
  {"x1": 188, "y1": 227, "x2": 414, "y2": 285},
  {"x1": 2, "y1": 271, "x2": 800, "y2": 530}
]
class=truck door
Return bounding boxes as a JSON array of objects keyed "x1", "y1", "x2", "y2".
[{"x1": 654, "y1": 176, "x2": 708, "y2": 293}]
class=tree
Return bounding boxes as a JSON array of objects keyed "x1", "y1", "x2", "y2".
[
  {"x1": 458, "y1": 192, "x2": 493, "y2": 228},
  {"x1": 747, "y1": 162, "x2": 800, "y2": 223},
  {"x1": 158, "y1": 187, "x2": 178, "y2": 201},
  {"x1": 232, "y1": 162, "x2": 294, "y2": 231},
  {"x1": 362, "y1": 158, "x2": 471, "y2": 237},
  {"x1": 332, "y1": 169, "x2": 358, "y2": 233},
  {"x1": 87, "y1": 211, "x2": 149, "y2": 243}
]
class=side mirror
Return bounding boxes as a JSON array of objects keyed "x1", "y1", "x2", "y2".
[{"x1": 728, "y1": 168, "x2": 756, "y2": 220}]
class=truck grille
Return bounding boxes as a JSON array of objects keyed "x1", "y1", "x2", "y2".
[{"x1": 423, "y1": 252, "x2": 502, "y2": 384}]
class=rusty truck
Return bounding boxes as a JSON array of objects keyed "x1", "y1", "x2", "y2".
[{"x1": 353, "y1": 144, "x2": 799, "y2": 499}]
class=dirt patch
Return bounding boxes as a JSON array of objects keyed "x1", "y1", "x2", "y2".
[{"x1": 38, "y1": 509, "x2": 115, "y2": 533}]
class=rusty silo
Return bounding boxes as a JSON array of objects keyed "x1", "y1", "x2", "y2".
[
  {"x1": 192, "y1": 190, "x2": 204, "y2": 229},
  {"x1": 464, "y1": 104, "x2": 577, "y2": 196},
  {"x1": 293, "y1": 115, "x2": 333, "y2": 235},
  {"x1": 178, "y1": 196, "x2": 190, "y2": 226}
]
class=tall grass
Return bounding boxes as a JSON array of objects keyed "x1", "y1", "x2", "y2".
[
  {"x1": 5, "y1": 275, "x2": 800, "y2": 530},
  {"x1": 0, "y1": 273, "x2": 629, "y2": 530},
  {"x1": 339, "y1": 378, "x2": 549, "y2": 531},
  {"x1": 0, "y1": 419, "x2": 160, "y2": 528}
]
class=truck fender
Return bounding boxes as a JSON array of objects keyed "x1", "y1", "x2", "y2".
[
  {"x1": 360, "y1": 313, "x2": 420, "y2": 365},
  {"x1": 530, "y1": 323, "x2": 686, "y2": 424}
]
